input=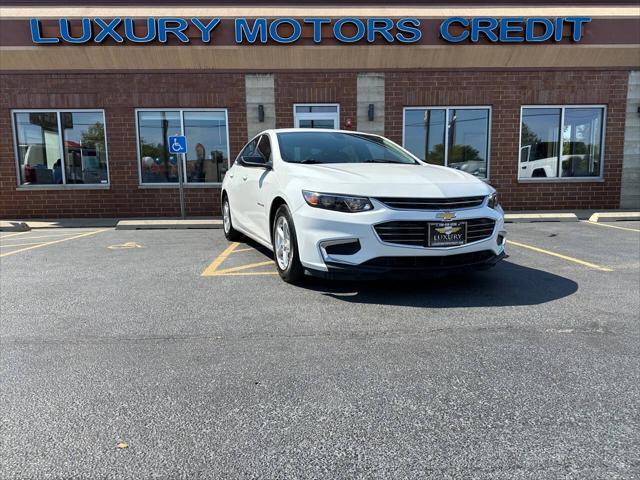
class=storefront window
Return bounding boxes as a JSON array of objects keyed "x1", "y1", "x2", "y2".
[
  {"x1": 519, "y1": 106, "x2": 604, "y2": 179},
  {"x1": 61, "y1": 112, "x2": 108, "y2": 185},
  {"x1": 13, "y1": 110, "x2": 108, "y2": 186},
  {"x1": 562, "y1": 108, "x2": 604, "y2": 178},
  {"x1": 137, "y1": 109, "x2": 229, "y2": 184},
  {"x1": 137, "y1": 111, "x2": 181, "y2": 183},
  {"x1": 403, "y1": 107, "x2": 490, "y2": 178},
  {"x1": 184, "y1": 111, "x2": 229, "y2": 183}
]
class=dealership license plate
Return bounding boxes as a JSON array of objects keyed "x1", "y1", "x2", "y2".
[{"x1": 428, "y1": 221, "x2": 467, "y2": 247}]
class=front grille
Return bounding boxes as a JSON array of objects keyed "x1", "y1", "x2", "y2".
[
  {"x1": 375, "y1": 196, "x2": 485, "y2": 210},
  {"x1": 374, "y1": 218, "x2": 496, "y2": 247},
  {"x1": 467, "y1": 219, "x2": 496, "y2": 243},
  {"x1": 361, "y1": 251, "x2": 496, "y2": 269}
]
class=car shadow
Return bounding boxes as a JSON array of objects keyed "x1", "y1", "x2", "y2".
[
  {"x1": 238, "y1": 238, "x2": 578, "y2": 308},
  {"x1": 304, "y1": 261, "x2": 577, "y2": 308}
]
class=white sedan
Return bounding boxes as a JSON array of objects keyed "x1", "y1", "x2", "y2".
[{"x1": 221, "y1": 129, "x2": 506, "y2": 283}]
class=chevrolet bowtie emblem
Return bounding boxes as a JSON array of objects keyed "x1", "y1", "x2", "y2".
[{"x1": 436, "y1": 211, "x2": 456, "y2": 221}]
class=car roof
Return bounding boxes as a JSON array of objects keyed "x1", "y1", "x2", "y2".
[{"x1": 263, "y1": 128, "x2": 381, "y2": 136}]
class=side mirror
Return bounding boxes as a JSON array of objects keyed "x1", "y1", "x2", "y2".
[{"x1": 242, "y1": 155, "x2": 271, "y2": 168}]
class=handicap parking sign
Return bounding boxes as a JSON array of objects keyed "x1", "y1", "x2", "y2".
[{"x1": 168, "y1": 135, "x2": 187, "y2": 154}]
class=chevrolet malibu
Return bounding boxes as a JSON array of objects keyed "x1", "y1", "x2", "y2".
[{"x1": 221, "y1": 129, "x2": 506, "y2": 283}]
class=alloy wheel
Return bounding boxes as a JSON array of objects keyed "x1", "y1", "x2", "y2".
[
  {"x1": 223, "y1": 200, "x2": 231, "y2": 234},
  {"x1": 274, "y1": 215, "x2": 291, "y2": 270}
]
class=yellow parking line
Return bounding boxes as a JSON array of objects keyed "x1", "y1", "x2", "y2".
[
  {"x1": 0, "y1": 229, "x2": 110, "y2": 258},
  {"x1": 209, "y1": 271, "x2": 279, "y2": 276},
  {"x1": 233, "y1": 247, "x2": 255, "y2": 253},
  {"x1": 0, "y1": 241, "x2": 55, "y2": 248},
  {"x1": 582, "y1": 220, "x2": 640, "y2": 233},
  {"x1": 506, "y1": 239, "x2": 613, "y2": 272},
  {"x1": 212, "y1": 260, "x2": 275, "y2": 276},
  {"x1": 0, "y1": 231, "x2": 31, "y2": 239},
  {"x1": 1, "y1": 232, "x2": 88, "y2": 241},
  {"x1": 201, "y1": 242, "x2": 240, "y2": 276}
]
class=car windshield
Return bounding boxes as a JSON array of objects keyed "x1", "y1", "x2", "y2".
[{"x1": 276, "y1": 131, "x2": 419, "y2": 165}]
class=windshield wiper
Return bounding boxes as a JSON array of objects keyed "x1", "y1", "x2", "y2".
[
  {"x1": 362, "y1": 159, "x2": 411, "y2": 164},
  {"x1": 298, "y1": 158, "x2": 323, "y2": 164}
]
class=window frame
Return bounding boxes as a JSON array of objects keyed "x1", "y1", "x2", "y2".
[
  {"x1": 402, "y1": 106, "x2": 492, "y2": 181},
  {"x1": 255, "y1": 134, "x2": 273, "y2": 163},
  {"x1": 518, "y1": 104, "x2": 607, "y2": 182},
  {"x1": 293, "y1": 103, "x2": 340, "y2": 129},
  {"x1": 11, "y1": 108, "x2": 110, "y2": 189},
  {"x1": 134, "y1": 107, "x2": 231, "y2": 187}
]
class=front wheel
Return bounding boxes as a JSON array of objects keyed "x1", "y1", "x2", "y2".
[
  {"x1": 272, "y1": 205, "x2": 304, "y2": 284},
  {"x1": 222, "y1": 195, "x2": 243, "y2": 241}
]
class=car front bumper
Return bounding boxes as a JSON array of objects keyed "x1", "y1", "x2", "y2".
[
  {"x1": 306, "y1": 250, "x2": 506, "y2": 280},
  {"x1": 292, "y1": 199, "x2": 506, "y2": 274}
]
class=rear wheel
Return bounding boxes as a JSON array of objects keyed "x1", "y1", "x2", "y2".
[
  {"x1": 272, "y1": 205, "x2": 304, "y2": 284},
  {"x1": 222, "y1": 195, "x2": 243, "y2": 241}
]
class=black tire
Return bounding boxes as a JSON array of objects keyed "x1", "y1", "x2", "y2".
[
  {"x1": 222, "y1": 195, "x2": 243, "y2": 242},
  {"x1": 272, "y1": 205, "x2": 304, "y2": 284}
]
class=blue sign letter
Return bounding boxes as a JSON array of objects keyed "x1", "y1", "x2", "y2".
[
  {"x1": 30, "y1": 19, "x2": 59, "y2": 44},
  {"x1": 334, "y1": 18, "x2": 365, "y2": 43},
  {"x1": 124, "y1": 18, "x2": 156, "y2": 43},
  {"x1": 191, "y1": 18, "x2": 220, "y2": 43},
  {"x1": 367, "y1": 18, "x2": 394, "y2": 42},
  {"x1": 440, "y1": 17, "x2": 469, "y2": 42},
  {"x1": 395, "y1": 18, "x2": 421, "y2": 43},
  {"x1": 94, "y1": 17, "x2": 123, "y2": 43},
  {"x1": 471, "y1": 17, "x2": 499, "y2": 42},
  {"x1": 303, "y1": 18, "x2": 330, "y2": 43},
  {"x1": 269, "y1": 18, "x2": 302, "y2": 43},
  {"x1": 59, "y1": 18, "x2": 92, "y2": 44},
  {"x1": 525, "y1": 17, "x2": 554, "y2": 42},
  {"x1": 235, "y1": 18, "x2": 268, "y2": 43},
  {"x1": 499, "y1": 18, "x2": 524, "y2": 43},
  {"x1": 554, "y1": 18, "x2": 564, "y2": 41},
  {"x1": 157, "y1": 18, "x2": 189, "y2": 43},
  {"x1": 565, "y1": 16, "x2": 591, "y2": 41}
]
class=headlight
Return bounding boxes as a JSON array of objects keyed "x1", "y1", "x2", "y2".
[
  {"x1": 302, "y1": 190, "x2": 373, "y2": 213},
  {"x1": 487, "y1": 192, "x2": 499, "y2": 209}
]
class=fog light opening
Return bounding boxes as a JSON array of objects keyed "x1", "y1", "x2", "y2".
[{"x1": 321, "y1": 239, "x2": 361, "y2": 257}]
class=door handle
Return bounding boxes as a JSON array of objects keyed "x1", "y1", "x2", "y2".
[
  {"x1": 228, "y1": 173, "x2": 234, "y2": 178},
  {"x1": 242, "y1": 176, "x2": 248, "y2": 181}
]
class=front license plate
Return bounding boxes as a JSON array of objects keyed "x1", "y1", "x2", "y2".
[{"x1": 428, "y1": 221, "x2": 467, "y2": 247}]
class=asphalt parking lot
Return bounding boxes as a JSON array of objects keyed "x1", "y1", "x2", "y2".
[{"x1": 1, "y1": 221, "x2": 639, "y2": 479}]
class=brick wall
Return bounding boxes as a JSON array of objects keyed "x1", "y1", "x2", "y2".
[
  {"x1": 0, "y1": 69, "x2": 630, "y2": 218},
  {"x1": 0, "y1": 72, "x2": 247, "y2": 218},
  {"x1": 385, "y1": 70, "x2": 629, "y2": 210}
]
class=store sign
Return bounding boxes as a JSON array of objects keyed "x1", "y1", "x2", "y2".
[
  {"x1": 440, "y1": 16, "x2": 590, "y2": 42},
  {"x1": 29, "y1": 16, "x2": 591, "y2": 45}
]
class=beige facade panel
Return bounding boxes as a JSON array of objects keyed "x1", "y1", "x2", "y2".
[
  {"x1": 621, "y1": 70, "x2": 640, "y2": 209},
  {"x1": 1, "y1": 45, "x2": 639, "y2": 71},
  {"x1": 2, "y1": 6, "x2": 638, "y2": 19}
]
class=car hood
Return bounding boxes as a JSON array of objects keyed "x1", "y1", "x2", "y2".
[{"x1": 285, "y1": 162, "x2": 491, "y2": 198}]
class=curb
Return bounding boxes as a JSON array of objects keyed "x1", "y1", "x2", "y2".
[
  {"x1": 588, "y1": 212, "x2": 640, "y2": 223},
  {"x1": 116, "y1": 219, "x2": 223, "y2": 230},
  {"x1": 504, "y1": 213, "x2": 578, "y2": 223},
  {"x1": 0, "y1": 221, "x2": 30, "y2": 232}
]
